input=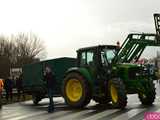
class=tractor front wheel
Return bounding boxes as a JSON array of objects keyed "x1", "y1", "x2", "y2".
[
  {"x1": 108, "y1": 78, "x2": 127, "y2": 109},
  {"x1": 62, "y1": 72, "x2": 91, "y2": 108},
  {"x1": 138, "y1": 80, "x2": 156, "y2": 105}
]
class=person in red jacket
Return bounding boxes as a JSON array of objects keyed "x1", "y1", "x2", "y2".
[{"x1": 0, "y1": 79, "x2": 4, "y2": 109}]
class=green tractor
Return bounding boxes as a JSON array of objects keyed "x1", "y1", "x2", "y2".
[{"x1": 62, "y1": 14, "x2": 160, "y2": 108}]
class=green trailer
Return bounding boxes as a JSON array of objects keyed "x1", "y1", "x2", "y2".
[{"x1": 22, "y1": 57, "x2": 76, "y2": 105}]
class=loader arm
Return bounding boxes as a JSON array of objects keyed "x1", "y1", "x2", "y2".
[{"x1": 113, "y1": 14, "x2": 160, "y2": 63}]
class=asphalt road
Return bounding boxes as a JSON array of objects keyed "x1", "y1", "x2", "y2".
[{"x1": 1, "y1": 82, "x2": 160, "y2": 120}]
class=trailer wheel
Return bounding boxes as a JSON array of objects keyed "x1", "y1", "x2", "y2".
[
  {"x1": 62, "y1": 72, "x2": 91, "y2": 108},
  {"x1": 138, "y1": 80, "x2": 155, "y2": 105},
  {"x1": 32, "y1": 94, "x2": 41, "y2": 105},
  {"x1": 108, "y1": 78, "x2": 127, "y2": 109}
]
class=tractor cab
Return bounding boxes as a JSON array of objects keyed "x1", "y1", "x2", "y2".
[
  {"x1": 77, "y1": 45, "x2": 118, "y2": 74},
  {"x1": 77, "y1": 45, "x2": 118, "y2": 65},
  {"x1": 77, "y1": 45, "x2": 118, "y2": 84}
]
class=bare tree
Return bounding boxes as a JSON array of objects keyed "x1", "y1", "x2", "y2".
[
  {"x1": 0, "y1": 36, "x2": 8, "y2": 56},
  {"x1": 0, "y1": 36, "x2": 12, "y2": 78},
  {"x1": 14, "y1": 33, "x2": 46, "y2": 66},
  {"x1": 0, "y1": 33, "x2": 46, "y2": 78}
]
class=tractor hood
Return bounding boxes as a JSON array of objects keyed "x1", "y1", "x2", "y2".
[
  {"x1": 112, "y1": 63, "x2": 156, "y2": 80},
  {"x1": 115, "y1": 63, "x2": 141, "y2": 69},
  {"x1": 112, "y1": 63, "x2": 143, "y2": 80},
  {"x1": 115, "y1": 63, "x2": 155, "y2": 75}
]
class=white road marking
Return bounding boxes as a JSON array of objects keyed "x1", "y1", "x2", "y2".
[
  {"x1": 52, "y1": 109, "x2": 95, "y2": 120},
  {"x1": 5, "y1": 111, "x2": 45, "y2": 120},
  {"x1": 112, "y1": 108, "x2": 145, "y2": 120},
  {"x1": 81, "y1": 109, "x2": 118, "y2": 120}
]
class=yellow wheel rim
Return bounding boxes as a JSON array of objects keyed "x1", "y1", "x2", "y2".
[
  {"x1": 66, "y1": 79, "x2": 83, "y2": 102},
  {"x1": 111, "y1": 84, "x2": 118, "y2": 103}
]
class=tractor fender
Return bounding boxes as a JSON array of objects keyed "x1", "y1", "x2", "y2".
[{"x1": 64, "y1": 67, "x2": 94, "y2": 89}]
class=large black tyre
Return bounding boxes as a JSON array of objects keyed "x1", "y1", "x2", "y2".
[
  {"x1": 62, "y1": 72, "x2": 91, "y2": 108},
  {"x1": 138, "y1": 80, "x2": 156, "y2": 105},
  {"x1": 108, "y1": 78, "x2": 127, "y2": 109},
  {"x1": 32, "y1": 94, "x2": 41, "y2": 105}
]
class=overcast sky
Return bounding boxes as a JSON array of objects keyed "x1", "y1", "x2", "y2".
[{"x1": 0, "y1": 0, "x2": 160, "y2": 59}]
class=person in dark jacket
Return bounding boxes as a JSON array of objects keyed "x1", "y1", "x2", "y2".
[
  {"x1": 16, "y1": 75, "x2": 25, "y2": 101},
  {"x1": 4, "y1": 77, "x2": 14, "y2": 102},
  {"x1": 44, "y1": 65, "x2": 56, "y2": 113}
]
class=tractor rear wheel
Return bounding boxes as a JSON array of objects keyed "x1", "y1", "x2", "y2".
[
  {"x1": 138, "y1": 80, "x2": 155, "y2": 105},
  {"x1": 108, "y1": 78, "x2": 127, "y2": 109},
  {"x1": 62, "y1": 72, "x2": 91, "y2": 108}
]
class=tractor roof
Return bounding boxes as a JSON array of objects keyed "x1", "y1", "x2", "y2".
[{"x1": 77, "y1": 45, "x2": 117, "y2": 52}]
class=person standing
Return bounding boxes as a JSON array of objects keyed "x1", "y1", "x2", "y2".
[
  {"x1": 44, "y1": 65, "x2": 56, "y2": 113},
  {"x1": 0, "y1": 79, "x2": 4, "y2": 108},
  {"x1": 16, "y1": 75, "x2": 25, "y2": 101},
  {"x1": 4, "y1": 77, "x2": 13, "y2": 102}
]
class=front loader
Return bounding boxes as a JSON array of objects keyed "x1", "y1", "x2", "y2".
[{"x1": 62, "y1": 14, "x2": 160, "y2": 109}]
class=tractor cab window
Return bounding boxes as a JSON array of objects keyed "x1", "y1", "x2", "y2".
[
  {"x1": 102, "y1": 48, "x2": 116, "y2": 64},
  {"x1": 86, "y1": 51, "x2": 94, "y2": 66},
  {"x1": 101, "y1": 51, "x2": 108, "y2": 66},
  {"x1": 80, "y1": 51, "x2": 94, "y2": 66},
  {"x1": 80, "y1": 52, "x2": 86, "y2": 66},
  {"x1": 106, "y1": 49, "x2": 116, "y2": 63}
]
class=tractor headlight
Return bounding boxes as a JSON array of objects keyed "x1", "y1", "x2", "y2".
[
  {"x1": 142, "y1": 67, "x2": 148, "y2": 75},
  {"x1": 135, "y1": 73, "x2": 140, "y2": 76},
  {"x1": 144, "y1": 67, "x2": 147, "y2": 71},
  {"x1": 143, "y1": 64, "x2": 155, "y2": 76},
  {"x1": 129, "y1": 68, "x2": 142, "y2": 79}
]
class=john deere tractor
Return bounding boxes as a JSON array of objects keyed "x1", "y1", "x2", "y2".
[{"x1": 62, "y1": 14, "x2": 160, "y2": 108}]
